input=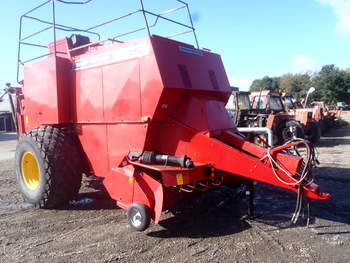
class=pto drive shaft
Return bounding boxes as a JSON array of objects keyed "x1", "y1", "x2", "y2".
[{"x1": 129, "y1": 151, "x2": 194, "y2": 168}]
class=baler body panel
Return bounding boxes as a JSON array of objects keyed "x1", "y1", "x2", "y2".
[
  {"x1": 74, "y1": 66, "x2": 104, "y2": 122},
  {"x1": 102, "y1": 60, "x2": 141, "y2": 122},
  {"x1": 69, "y1": 38, "x2": 156, "y2": 171},
  {"x1": 150, "y1": 36, "x2": 234, "y2": 132},
  {"x1": 69, "y1": 35, "x2": 236, "y2": 173},
  {"x1": 22, "y1": 56, "x2": 71, "y2": 131},
  {"x1": 77, "y1": 125, "x2": 109, "y2": 176}
]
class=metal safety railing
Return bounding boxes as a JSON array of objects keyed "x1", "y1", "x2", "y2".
[{"x1": 17, "y1": 0, "x2": 199, "y2": 84}]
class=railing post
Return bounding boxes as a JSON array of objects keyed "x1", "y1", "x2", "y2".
[
  {"x1": 52, "y1": 0, "x2": 57, "y2": 56},
  {"x1": 140, "y1": 0, "x2": 151, "y2": 36},
  {"x1": 17, "y1": 16, "x2": 23, "y2": 84},
  {"x1": 184, "y1": 2, "x2": 199, "y2": 48}
]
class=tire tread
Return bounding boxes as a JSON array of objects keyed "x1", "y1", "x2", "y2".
[{"x1": 18, "y1": 126, "x2": 82, "y2": 208}]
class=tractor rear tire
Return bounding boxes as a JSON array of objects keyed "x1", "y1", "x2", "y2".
[
  {"x1": 127, "y1": 202, "x2": 151, "y2": 231},
  {"x1": 281, "y1": 120, "x2": 304, "y2": 143},
  {"x1": 15, "y1": 126, "x2": 83, "y2": 208}
]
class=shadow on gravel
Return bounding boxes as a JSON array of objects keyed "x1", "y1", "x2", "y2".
[
  {"x1": 38, "y1": 163, "x2": 349, "y2": 237},
  {"x1": 317, "y1": 138, "x2": 350, "y2": 147},
  {"x1": 317, "y1": 126, "x2": 350, "y2": 147},
  {"x1": 219, "y1": 177, "x2": 350, "y2": 236},
  {"x1": 148, "y1": 214, "x2": 251, "y2": 239},
  {"x1": 148, "y1": 186, "x2": 252, "y2": 238},
  {"x1": 240, "y1": 184, "x2": 315, "y2": 231},
  {"x1": 311, "y1": 167, "x2": 350, "y2": 226},
  {"x1": 315, "y1": 167, "x2": 350, "y2": 183},
  {"x1": 0, "y1": 132, "x2": 18, "y2": 141},
  {"x1": 58, "y1": 175, "x2": 117, "y2": 211},
  {"x1": 316, "y1": 231, "x2": 350, "y2": 235}
]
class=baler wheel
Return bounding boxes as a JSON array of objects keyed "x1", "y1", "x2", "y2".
[
  {"x1": 127, "y1": 202, "x2": 151, "y2": 231},
  {"x1": 15, "y1": 126, "x2": 82, "y2": 208}
]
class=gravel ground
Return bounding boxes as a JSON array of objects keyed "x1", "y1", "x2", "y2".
[{"x1": 0, "y1": 114, "x2": 349, "y2": 263}]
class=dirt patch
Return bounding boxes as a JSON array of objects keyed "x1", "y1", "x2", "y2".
[{"x1": 0, "y1": 124, "x2": 350, "y2": 262}]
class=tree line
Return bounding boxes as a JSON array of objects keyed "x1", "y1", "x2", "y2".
[{"x1": 249, "y1": 64, "x2": 350, "y2": 104}]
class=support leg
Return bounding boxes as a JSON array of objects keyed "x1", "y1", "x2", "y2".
[
  {"x1": 306, "y1": 198, "x2": 312, "y2": 227},
  {"x1": 245, "y1": 179, "x2": 254, "y2": 218}
]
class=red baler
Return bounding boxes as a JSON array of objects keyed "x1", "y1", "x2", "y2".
[{"x1": 13, "y1": 0, "x2": 329, "y2": 231}]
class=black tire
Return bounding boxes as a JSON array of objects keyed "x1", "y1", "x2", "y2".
[
  {"x1": 318, "y1": 120, "x2": 326, "y2": 134},
  {"x1": 281, "y1": 120, "x2": 304, "y2": 143},
  {"x1": 305, "y1": 121, "x2": 321, "y2": 144},
  {"x1": 15, "y1": 126, "x2": 83, "y2": 208},
  {"x1": 127, "y1": 202, "x2": 151, "y2": 231}
]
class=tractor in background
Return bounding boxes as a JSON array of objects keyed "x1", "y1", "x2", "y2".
[
  {"x1": 226, "y1": 88, "x2": 320, "y2": 146},
  {"x1": 226, "y1": 87, "x2": 252, "y2": 127},
  {"x1": 282, "y1": 94, "x2": 321, "y2": 143},
  {"x1": 310, "y1": 101, "x2": 337, "y2": 131},
  {"x1": 247, "y1": 90, "x2": 304, "y2": 145}
]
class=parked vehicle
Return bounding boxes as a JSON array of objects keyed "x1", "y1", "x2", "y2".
[
  {"x1": 310, "y1": 101, "x2": 337, "y2": 132},
  {"x1": 248, "y1": 90, "x2": 304, "y2": 145},
  {"x1": 282, "y1": 94, "x2": 321, "y2": 143}
]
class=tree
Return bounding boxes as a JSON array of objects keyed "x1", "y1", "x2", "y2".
[
  {"x1": 250, "y1": 76, "x2": 279, "y2": 92},
  {"x1": 278, "y1": 73, "x2": 312, "y2": 98},
  {"x1": 312, "y1": 65, "x2": 350, "y2": 104},
  {"x1": 278, "y1": 73, "x2": 294, "y2": 93},
  {"x1": 248, "y1": 65, "x2": 350, "y2": 104}
]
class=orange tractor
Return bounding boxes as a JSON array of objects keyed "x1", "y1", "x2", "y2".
[
  {"x1": 247, "y1": 90, "x2": 305, "y2": 145},
  {"x1": 282, "y1": 94, "x2": 322, "y2": 143},
  {"x1": 11, "y1": 0, "x2": 329, "y2": 231},
  {"x1": 310, "y1": 101, "x2": 337, "y2": 131}
]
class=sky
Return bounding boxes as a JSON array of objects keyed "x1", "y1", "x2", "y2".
[{"x1": 0, "y1": 0, "x2": 349, "y2": 93}]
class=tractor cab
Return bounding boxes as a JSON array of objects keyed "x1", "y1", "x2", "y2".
[
  {"x1": 248, "y1": 90, "x2": 305, "y2": 144},
  {"x1": 282, "y1": 94, "x2": 301, "y2": 110},
  {"x1": 227, "y1": 87, "x2": 253, "y2": 127},
  {"x1": 250, "y1": 90, "x2": 285, "y2": 114},
  {"x1": 282, "y1": 93, "x2": 321, "y2": 143}
]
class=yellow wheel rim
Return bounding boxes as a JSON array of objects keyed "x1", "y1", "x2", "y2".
[{"x1": 21, "y1": 152, "x2": 40, "y2": 190}]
